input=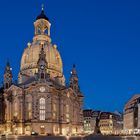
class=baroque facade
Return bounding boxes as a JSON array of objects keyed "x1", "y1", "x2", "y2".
[{"x1": 0, "y1": 7, "x2": 84, "y2": 135}]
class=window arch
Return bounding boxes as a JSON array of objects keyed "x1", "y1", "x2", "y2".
[
  {"x1": 28, "y1": 102, "x2": 32, "y2": 120},
  {"x1": 14, "y1": 102, "x2": 18, "y2": 117},
  {"x1": 41, "y1": 73, "x2": 44, "y2": 79},
  {"x1": 39, "y1": 98, "x2": 45, "y2": 120},
  {"x1": 66, "y1": 104, "x2": 70, "y2": 122}
]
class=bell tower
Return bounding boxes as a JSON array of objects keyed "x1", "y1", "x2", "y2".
[
  {"x1": 70, "y1": 64, "x2": 80, "y2": 93},
  {"x1": 33, "y1": 5, "x2": 51, "y2": 42},
  {"x1": 4, "y1": 61, "x2": 12, "y2": 89}
]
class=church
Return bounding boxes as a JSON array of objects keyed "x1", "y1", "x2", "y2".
[{"x1": 0, "y1": 6, "x2": 84, "y2": 135}]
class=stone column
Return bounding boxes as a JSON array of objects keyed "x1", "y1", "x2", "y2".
[
  {"x1": 9, "y1": 102, "x2": 13, "y2": 121},
  {"x1": 17, "y1": 96, "x2": 23, "y2": 134},
  {"x1": 21, "y1": 99, "x2": 23, "y2": 121},
  {"x1": 48, "y1": 28, "x2": 50, "y2": 36},
  {"x1": 6, "y1": 99, "x2": 10, "y2": 121},
  {"x1": 59, "y1": 95, "x2": 63, "y2": 135}
]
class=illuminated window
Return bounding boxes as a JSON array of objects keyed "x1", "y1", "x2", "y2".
[
  {"x1": 53, "y1": 113, "x2": 56, "y2": 119},
  {"x1": 14, "y1": 102, "x2": 18, "y2": 117},
  {"x1": 53, "y1": 103, "x2": 56, "y2": 111},
  {"x1": 65, "y1": 104, "x2": 70, "y2": 122},
  {"x1": 66, "y1": 105, "x2": 69, "y2": 112},
  {"x1": 39, "y1": 98, "x2": 45, "y2": 120},
  {"x1": 66, "y1": 114, "x2": 70, "y2": 122},
  {"x1": 28, "y1": 103, "x2": 32, "y2": 119},
  {"x1": 28, "y1": 103, "x2": 32, "y2": 110}
]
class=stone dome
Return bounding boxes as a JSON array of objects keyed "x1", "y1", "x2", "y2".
[
  {"x1": 20, "y1": 40, "x2": 63, "y2": 79},
  {"x1": 19, "y1": 8, "x2": 65, "y2": 85}
]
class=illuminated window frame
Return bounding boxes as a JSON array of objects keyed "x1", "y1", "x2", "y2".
[{"x1": 39, "y1": 98, "x2": 45, "y2": 120}]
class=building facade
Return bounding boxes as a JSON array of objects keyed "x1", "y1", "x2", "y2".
[
  {"x1": 0, "y1": 87, "x2": 5, "y2": 127},
  {"x1": 83, "y1": 109, "x2": 94, "y2": 134},
  {"x1": 123, "y1": 94, "x2": 140, "y2": 135},
  {"x1": 99, "y1": 112, "x2": 123, "y2": 135},
  {"x1": 83, "y1": 110, "x2": 100, "y2": 134},
  {"x1": 0, "y1": 7, "x2": 84, "y2": 135}
]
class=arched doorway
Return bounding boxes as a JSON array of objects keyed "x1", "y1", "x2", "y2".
[{"x1": 40, "y1": 126, "x2": 45, "y2": 134}]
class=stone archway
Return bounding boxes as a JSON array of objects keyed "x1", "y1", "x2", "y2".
[{"x1": 25, "y1": 125, "x2": 31, "y2": 135}]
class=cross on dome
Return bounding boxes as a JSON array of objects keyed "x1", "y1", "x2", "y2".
[
  {"x1": 36, "y1": 4, "x2": 49, "y2": 21},
  {"x1": 42, "y1": 4, "x2": 44, "y2": 11}
]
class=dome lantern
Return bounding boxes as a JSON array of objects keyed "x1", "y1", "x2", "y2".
[{"x1": 34, "y1": 5, "x2": 51, "y2": 39}]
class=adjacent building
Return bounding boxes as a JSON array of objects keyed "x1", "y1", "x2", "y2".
[
  {"x1": 83, "y1": 110, "x2": 123, "y2": 135},
  {"x1": 99, "y1": 112, "x2": 123, "y2": 135},
  {"x1": 83, "y1": 110, "x2": 101, "y2": 134},
  {"x1": 0, "y1": 7, "x2": 84, "y2": 135},
  {"x1": 83, "y1": 109, "x2": 94, "y2": 134},
  {"x1": 123, "y1": 94, "x2": 140, "y2": 135}
]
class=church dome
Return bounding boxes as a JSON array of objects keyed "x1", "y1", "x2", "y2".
[
  {"x1": 20, "y1": 41, "x2": 63, "y2": 75},
  {"x1": 19, "y1": 7, "x2": 65, "y2": 85}
]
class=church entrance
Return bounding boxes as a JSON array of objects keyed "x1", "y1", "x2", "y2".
[{"x1": 40, "y1": 126, "x2": 45, "y2": 134}]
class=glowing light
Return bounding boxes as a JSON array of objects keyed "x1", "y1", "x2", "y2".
[
  {"x1": 27, "y1": 42, "x2": 31, "y2": 47},
  {"x1": 66, "y1": 136, "x2": 70, "y2": 140},
  {"x1": 54, "y1": 44, "x2": 57, "y2": 49}
]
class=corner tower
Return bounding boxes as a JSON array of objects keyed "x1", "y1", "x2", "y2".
[
  {"x1": 70, "y1": 64, "x2": 80, "y2": 94},
  {"x1": 4, "y1": 61, "x2": 12, "y2": 89}
]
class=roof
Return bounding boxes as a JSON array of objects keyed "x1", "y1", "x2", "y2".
[
  {"x1": 83, "y1": 109, "x2": 94, "y2": 117},
  {"x1": 100, "y1": 112, "x2": 122, "y2": 120},
  {"x1": 19, "y1": 76, "x2": 36, "y2": 86},
  {"x1": 125, "y1": 94, "x2": 140, "y2": 110},
  {"x1": 92, "y1": 111, "x2": 101, "y2": 117},
  {"x1": 36, "y1": 9, "x2": 49, "y2": 21}
]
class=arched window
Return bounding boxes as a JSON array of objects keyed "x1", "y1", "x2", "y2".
[
  {"x1": 28, "y1": 102, "x2": 32, "y2": 120},
  {"x1": 39, "y1": 98, "x2": 45, "y2": 120},
  {"x1": 66, "y1": 104, "x2": 69, "y2": 113},
  {"x1": 14, "y1": 102, "x2": 18, "y2": 117},
  {"x1": 41, "y1": 73, "x2": 44, "y2": 79},
  {"x1": 66, "y1": 104, "x2": 70, "y2": 122},
  {"x1": 44, "y1": 29, "x2": 48, "y2": 35}
]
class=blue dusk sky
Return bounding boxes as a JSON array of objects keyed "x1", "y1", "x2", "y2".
[{"x1": 0, "y1": 0, "x2": 140, "y2": 112}]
